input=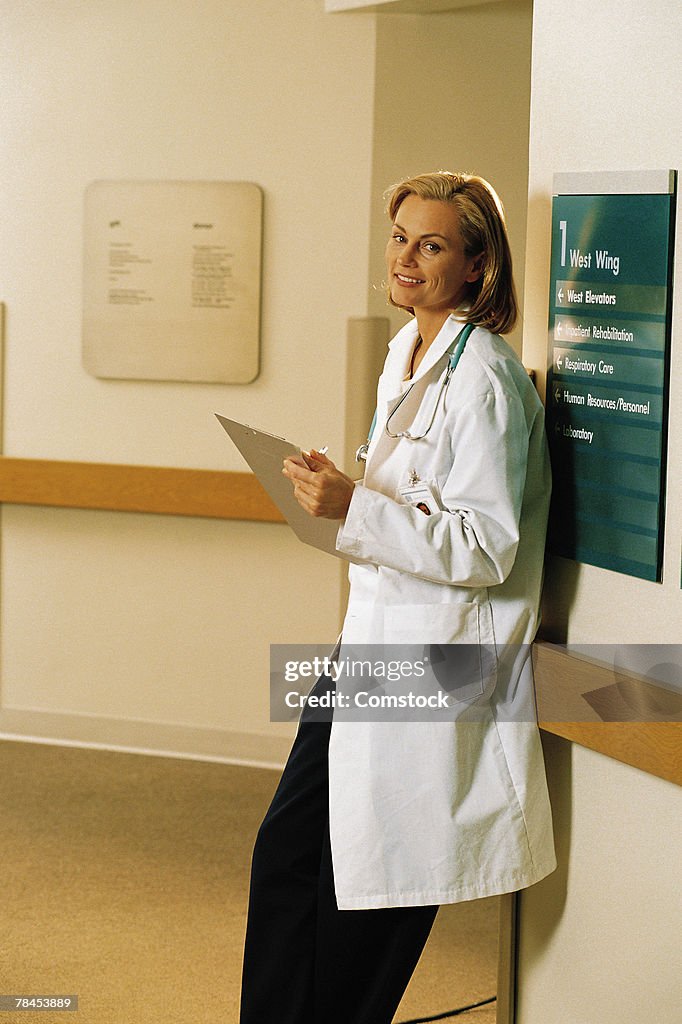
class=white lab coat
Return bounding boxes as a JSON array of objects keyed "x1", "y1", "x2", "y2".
[{"x1": 330, "y1": 313, "x2": 557, "y2": 910}]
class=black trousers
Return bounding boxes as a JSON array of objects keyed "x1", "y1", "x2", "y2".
[{"x1": 240, "y1": 674, "x2": 439, "y2": 1024}]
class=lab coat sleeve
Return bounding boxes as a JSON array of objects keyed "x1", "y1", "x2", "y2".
[{"x1": 336, "y1": 389, "x2": 531, "y2": 588}]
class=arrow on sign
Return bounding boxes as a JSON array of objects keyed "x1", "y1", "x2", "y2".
[
  {"x1": 554, "y1": 386, "x2": 562, "y2": 404},
  {"x1": 556, "y1": 355, "x2": 563, "y2": 370},
  {"x1": 557, "y1": 287, "x2": 564, "y2": 303},
  {"x1": 556, "y1": 320, "x2": 563, "y2": 338}
]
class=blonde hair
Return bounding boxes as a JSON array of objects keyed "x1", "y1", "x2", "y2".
[{"x1": 385, "y1": 171, "x2": 518, "y2": 335}]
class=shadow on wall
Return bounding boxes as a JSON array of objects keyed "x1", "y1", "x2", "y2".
[
  {"x1": 539, "y1": 556, "x2": 581, "y2": 644},
  {"x1": 519, "y1": 730, "x2": 573, "y2": 945}
]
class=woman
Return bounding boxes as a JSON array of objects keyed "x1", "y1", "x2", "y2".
[{"x1": 240, "y1": 172, "x2": 556, "y2": 1024}]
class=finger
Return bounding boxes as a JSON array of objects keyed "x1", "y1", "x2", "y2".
[
  {"x1": 307, "y1": 450, "x2": 335, "y2": 470},
  {"x1": 291, "y1": 477, "x2": 325, "y2": 512},
  {"x1": 283, "y1": 454, "x2": 309, "y2": 471},
  {"x1": 282, "y1": 460, "x2": 316, "y2": 483},
  {"x1": 292, "y1": 484, "x2": 319, "y2": 515}
]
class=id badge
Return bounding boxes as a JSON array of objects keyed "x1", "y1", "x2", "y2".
[{"x1": 398, "y1": 481, "x2": 439, "y2": 516}]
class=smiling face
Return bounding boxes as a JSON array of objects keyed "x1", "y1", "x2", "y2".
[{"x1": 385, "y1": 195, "x2": 484, "y2": 331}]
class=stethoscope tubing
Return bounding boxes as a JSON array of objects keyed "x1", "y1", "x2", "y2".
[{"x1": 355, "y1": 322, "x2": 474, "y2": 462}]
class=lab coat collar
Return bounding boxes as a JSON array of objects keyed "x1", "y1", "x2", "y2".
[{"x1": 387, "y1": 313, "x2": 470, "y2": 394}]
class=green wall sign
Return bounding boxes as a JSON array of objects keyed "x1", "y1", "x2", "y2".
[{"x1": 546, "y1": 171, "x2": 676, "y2": 582}]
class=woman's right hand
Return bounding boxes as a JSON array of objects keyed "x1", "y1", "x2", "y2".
[{"x1": 283, "y1": 450, "x2": 355, "y2": 520}]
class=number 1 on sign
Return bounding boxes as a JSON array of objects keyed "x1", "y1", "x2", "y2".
[{"x1": 559, "y1": 220, "x2": 567, "y2": 267}]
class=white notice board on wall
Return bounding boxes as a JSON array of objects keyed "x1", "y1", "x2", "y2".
[{"x1": 83, "y1": 180, "x2": 262, "y2": 383}]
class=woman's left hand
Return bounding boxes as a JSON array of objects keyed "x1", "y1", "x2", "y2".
[{"x1": 282, "y1": 450, "x2": 355, "y2": 520}]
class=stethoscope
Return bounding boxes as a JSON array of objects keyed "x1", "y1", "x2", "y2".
[{"x1": 355, "y1": 322, "x2": 475, "y2": 462}]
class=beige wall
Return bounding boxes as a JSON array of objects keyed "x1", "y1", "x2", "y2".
[
  {"x1": 516, "y1": 2, "x2": 682, "y2": 1021},
  {"x1": 518, "y1": 733, "x2": 681, "y2": 1024},
  {"x1": 1, "y1": 0, "x2": 376, "y2": 469},
  {"x1": 0, "y1": 0, "x2": 534, "y2": 764},
  {"x1": 0, "y1": 0, "x2": 377, "y2": 762},
  {"x1": 368, "y1": 0, "x2": 534, "y2": 356}
]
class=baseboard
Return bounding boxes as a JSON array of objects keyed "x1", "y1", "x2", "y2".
[{"x1": 0, "y1": 706, "x2": 293, "y2": 769}]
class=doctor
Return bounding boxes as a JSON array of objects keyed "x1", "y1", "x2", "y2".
[{"x1": 240, "y1": 172, "x2": 556, "y2": 1024}]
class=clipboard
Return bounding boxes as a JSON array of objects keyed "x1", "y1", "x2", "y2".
[{"x1": 215, "y1": 414, "x2": 363, "y2": 563}]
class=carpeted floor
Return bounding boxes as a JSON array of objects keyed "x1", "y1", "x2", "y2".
[{"x1": 0, "y1": 740, "x2": 497, "y2": 1023}]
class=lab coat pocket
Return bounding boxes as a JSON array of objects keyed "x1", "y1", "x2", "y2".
[{"x1": 384, "y1": 601, "x2": 497, "y2": 704}]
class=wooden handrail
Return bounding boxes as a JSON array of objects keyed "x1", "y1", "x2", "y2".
[
  {"x1": 0, "y1": 456, "x2": 285, "y2": 522},
  {"x1": 0, "y1": 459, "x2": 677, "y2": 784},
  {"x1": 534, "y1": 642, "x2": 681, "y2": 786}
]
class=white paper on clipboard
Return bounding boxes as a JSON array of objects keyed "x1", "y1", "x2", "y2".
[{"x1": 215, "y1": 414, "x2": 364, "y2": 563}]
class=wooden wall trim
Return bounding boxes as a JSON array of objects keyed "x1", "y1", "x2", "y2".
[
  {"x1": 534, "y1": 642, "x2": 681, "y2": 786},
  {"x1": 0, "y1": 456, "x2": 285, "y2": 523},
  {"x1": 0, "y1": 459, "x2": 677, "y2": 784}
]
